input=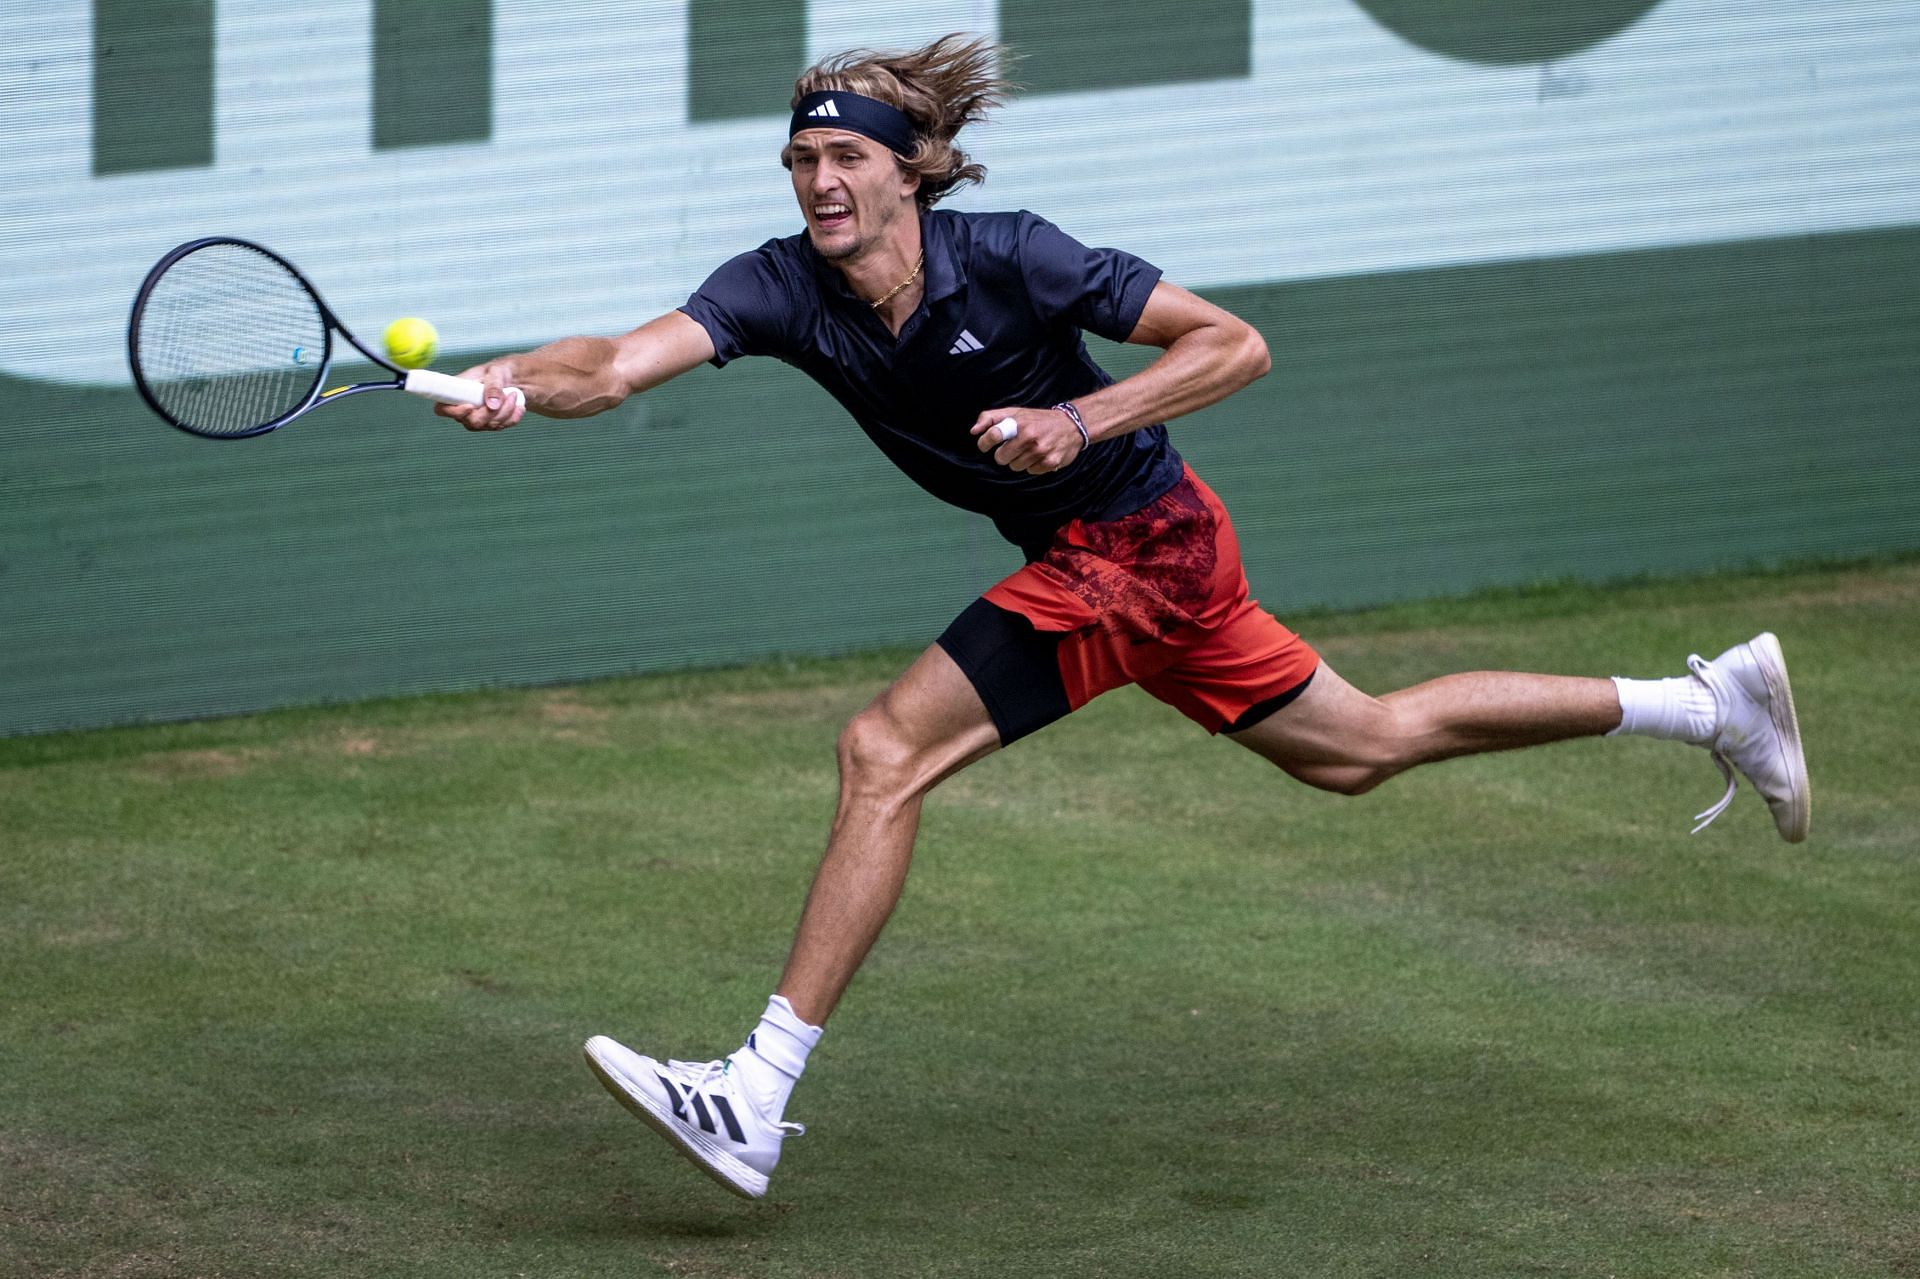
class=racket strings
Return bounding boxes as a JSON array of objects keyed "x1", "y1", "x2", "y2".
[{"x1": 134, "y1": 243, "x2": 329, "y2": 436}]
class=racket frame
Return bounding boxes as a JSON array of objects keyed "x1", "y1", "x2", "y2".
[{"x1": 128, "y1": 235, "x2": 469, "y2": 440}]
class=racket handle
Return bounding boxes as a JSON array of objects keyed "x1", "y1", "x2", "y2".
[{"x1": 403, "y1": 368, "x2": 488, "y2": 406}]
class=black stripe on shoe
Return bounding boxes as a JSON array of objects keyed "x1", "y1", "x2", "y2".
[
  {"x1": 688, "y1": 1091, "x2": 717, "y2": 1135},
  {"x1": 711, "y1": 1094, "x2": 747, "y2": 1143},
  {"x1": 657, "y1": 1073, "x2": 689, "y2": 1121}
]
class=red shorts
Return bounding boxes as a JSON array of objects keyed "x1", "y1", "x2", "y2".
[{"x1": 982, "y1": 466, "x2": 1319, "y2": 733}]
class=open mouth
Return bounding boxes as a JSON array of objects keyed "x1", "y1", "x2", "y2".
[{"x1": 813, "y1": 203, "x2": 852, "y2": 231}]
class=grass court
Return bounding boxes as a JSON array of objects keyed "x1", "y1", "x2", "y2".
[{"x1": 4, "y1": 559, "x2": 1916, "y2": 1277}]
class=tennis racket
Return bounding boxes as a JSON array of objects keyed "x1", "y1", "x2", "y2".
[{"x1": 128, "y1": 236, "x2": 509, "y2": 440}]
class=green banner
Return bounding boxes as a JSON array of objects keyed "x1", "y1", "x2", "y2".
[{"x1": 4, "y1": 1, "x2": 1917, "y2": 734}]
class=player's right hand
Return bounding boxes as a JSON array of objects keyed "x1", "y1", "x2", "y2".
[{"x1": 435, "y1": 360, "x2": 527, "y2": 431}]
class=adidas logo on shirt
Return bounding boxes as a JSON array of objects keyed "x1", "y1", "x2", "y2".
[
  {"x1": 949, "y1": 329, "x2": 984, "y2": 355},
  {"x1": 806, "y1": 98, "x2": 842, "y2": 119}
]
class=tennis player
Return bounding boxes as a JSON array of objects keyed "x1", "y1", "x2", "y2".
[{"x1": 436, "y1": 35, "x2": 1811, "y2": 1200}]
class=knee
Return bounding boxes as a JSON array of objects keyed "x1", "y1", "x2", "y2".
[
  {"x1": 1290, "y1": 762, "x2": 1395, "y2": 797},
  {"x1": 1337, "y1": 703, "x2": 1430, "y2": 778},
  {"x1": 836, "y1": 706, "x2": 920, "y2": 800},
  {"x1": 1275, "y1": 708, "x2": 1421, "y2": 796}
]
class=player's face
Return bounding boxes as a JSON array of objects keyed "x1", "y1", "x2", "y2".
[{"x1": 787, "y1": 130, "x2": 918, "y2": 261}]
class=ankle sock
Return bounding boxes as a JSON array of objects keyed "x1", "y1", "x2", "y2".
[
  {"x1": 730, "y1": 995, "x2": 822, "y2": 1122},
  {"x1": 1608, "y1": 674, "x2": 1718, "y2": 744}
]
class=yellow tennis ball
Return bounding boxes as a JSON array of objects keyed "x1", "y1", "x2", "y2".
[{"x1": 383, "y1": 317, "x2": 438, "y2": 369}]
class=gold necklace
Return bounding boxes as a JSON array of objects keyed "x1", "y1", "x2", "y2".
[{"x1": 869, "y1": 250, "x2": 924, "y2": 309}]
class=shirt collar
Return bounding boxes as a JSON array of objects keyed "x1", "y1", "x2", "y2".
[
  {"x1": 809, "y1": 207, "x2": 967, "y2": 308},
  {"x1": 919, "y1": 209, "x2": 966, "y2": 304}
]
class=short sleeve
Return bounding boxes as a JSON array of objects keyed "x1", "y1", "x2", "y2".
[
  {"x1": 678, "y1": 244, "x2": 803, "y2": 368},
  {"x1": 1014, "y1": 212, "x2": 1164, "y2": 343}
]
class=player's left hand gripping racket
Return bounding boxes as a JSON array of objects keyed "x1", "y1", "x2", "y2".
[{"x1": 128, "y1": 236, "x2": 506, "y2": 439}]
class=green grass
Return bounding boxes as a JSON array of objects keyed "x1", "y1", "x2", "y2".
[{"x1": 3, "y1": 560, "x2": 1916, "y2": 1278}]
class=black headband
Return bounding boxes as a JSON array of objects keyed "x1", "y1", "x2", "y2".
[{"x1": 789, "y1": 90, "x2": 918, "y2": 157}]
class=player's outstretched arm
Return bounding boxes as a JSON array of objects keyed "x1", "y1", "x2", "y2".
[{"x1": 437, "y1": 310, "x2": 717, "y2": 432}]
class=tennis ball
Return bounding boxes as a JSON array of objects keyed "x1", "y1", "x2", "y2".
[{"x1": 383, "y1": 316, "x2": 438, "y2": 369}]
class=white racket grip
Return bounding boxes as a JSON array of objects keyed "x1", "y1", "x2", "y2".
[{"x1": 403, "y1": 368, "x2": 487, "y2": 406}]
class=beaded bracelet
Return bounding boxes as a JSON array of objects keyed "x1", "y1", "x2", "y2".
[{"x1": 1052, "y1": 401, "x2": 1091, "y2": 458}]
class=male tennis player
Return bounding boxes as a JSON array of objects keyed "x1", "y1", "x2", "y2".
[{"x1": 436, "y1": 35, "x2": 1810, "y2": 1200}]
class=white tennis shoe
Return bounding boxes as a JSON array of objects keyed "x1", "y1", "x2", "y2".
[
  {"x1": 1684, "y1": 632, "x2": 1810, "y2": 843},
  {"x1": 583, "y1": 1035, "x2": 802, "y2": 1199}
]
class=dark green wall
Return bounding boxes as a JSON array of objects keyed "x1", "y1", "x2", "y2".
[{"x1": 6, "y1": 226, "x2": 1916, "y2": 736}]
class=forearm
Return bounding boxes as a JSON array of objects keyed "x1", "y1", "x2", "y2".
[
  {"x1": 502, "y1": 335, "x2": 632, "y2": 419},
  {"x1": 486, "y1": 312, "x2": 717, "y2": 421},
  {"x1": 1074, "y1": 321, "x2": 1270, "y2": 443}
]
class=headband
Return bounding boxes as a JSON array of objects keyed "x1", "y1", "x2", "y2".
[{"x1": 789, "y1": 90, "x2": 918, "y2": 157}]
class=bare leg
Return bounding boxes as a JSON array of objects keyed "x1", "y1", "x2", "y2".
[
  {"x1": 1228, "y1": 662, "x2": 1622, "y2": 795},
  {"x1": 775, "y1": 644, "x2": 1002, "y2": 1026}
]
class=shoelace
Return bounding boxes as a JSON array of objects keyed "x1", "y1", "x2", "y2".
[
  {"x1": 664, "y1": 1057, "x2": 728, "y2": 1088},
  {"x1": 1687, "y1": 654, "x2": 1738, "y2": 834},
  {"x1": 661, "y1": 1058, "x2": 807, "y2": 1136}
]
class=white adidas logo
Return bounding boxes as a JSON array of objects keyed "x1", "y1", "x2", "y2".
[
  {"x1": 949, "y1": 329, "x2": 983, "y2": 355},
  {"x1": 806, "y1": 98, "x2": 842, "y2": 119}
]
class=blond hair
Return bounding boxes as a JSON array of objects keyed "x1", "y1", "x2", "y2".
[{"x1": 786, "y1": 34, "x2": 1013, "y2": 207}]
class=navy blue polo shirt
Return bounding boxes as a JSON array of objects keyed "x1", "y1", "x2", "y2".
[{"x1": 678, "y1": 209, "x2": 1185, "y2": 558}]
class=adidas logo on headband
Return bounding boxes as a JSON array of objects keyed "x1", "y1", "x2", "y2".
[{"x1": 789, "y1": 90, "x2": 916, "y2": 155}]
